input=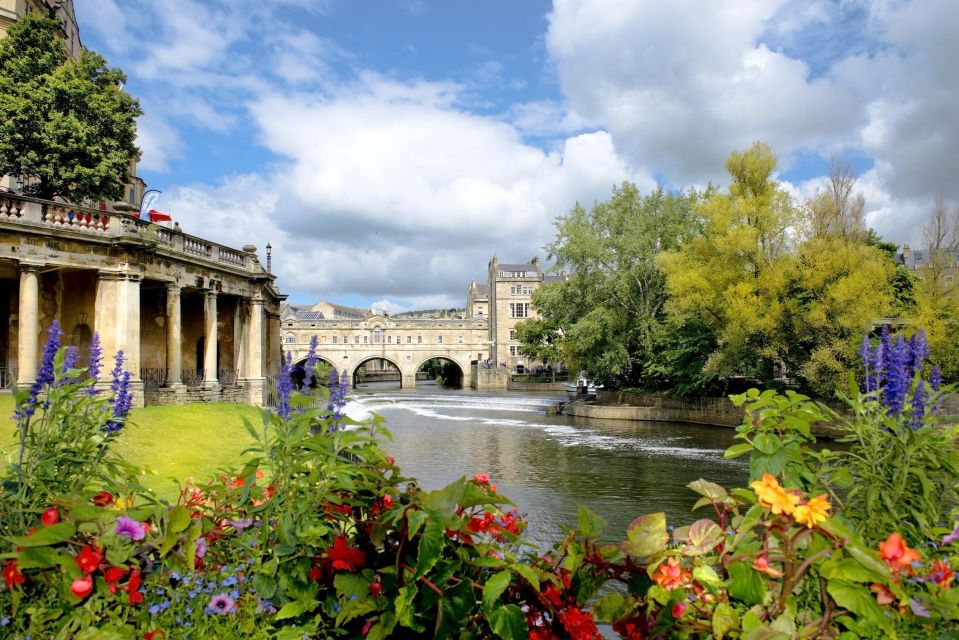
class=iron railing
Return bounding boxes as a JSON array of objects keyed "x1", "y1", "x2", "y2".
[
  {"x1": 140, "y1": 368, "x2": 168, "y2": 391},
  {"x1": 218, "y1": 369, "x2": 239, "y2": 386},
  {"x1": 0, "y1": 367, "x2": 17, "y2": 390},
  {"x1": 180, "y1": 369, "x2": 203, "y2": 387}
]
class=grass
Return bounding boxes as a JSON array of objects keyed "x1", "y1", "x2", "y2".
[{"x1": 0, "y1": 394, "x2": 262, "y2": 500}]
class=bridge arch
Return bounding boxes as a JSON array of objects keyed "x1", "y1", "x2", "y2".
[
  {"x1": 415, "y1": 355, "x2": 467, "y2": 388},
  {"x1": 352, "y1": 355, "x2": 404, "y2": 389},
  {"x1": 289, "y1": 355, "x2": 337, "y2": 389}
]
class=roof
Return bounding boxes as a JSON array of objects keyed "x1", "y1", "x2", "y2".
[
  {"x1": 544, "y1": 274, "x2": 570, "y2": 283},
  {"x1": 473, "y1": 283, "x2": 488, "y2": 295},
  {"x1": 292, "y1": 311, "x2": 326, "y2": 321},
  {"x1": 497, "y1": 263, "x2": 538, "y2": 273}
]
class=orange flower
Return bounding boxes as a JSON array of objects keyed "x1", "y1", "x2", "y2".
[
  {"x1": 750, "y1": 473, "x2": 799, "y2": 515},
  {"x1": 878, "y1": 532, "x2": 922, "y2": 572},
  {"x1": 871, "y1": 582, "x2": 895, "y2": 605},
  {"x1": 651, "y1": 557, "x2": 691, "y2": 590},
  {"x1": 793, "y1": 494, "x2": 831, "y2": 528},
  {"x1": 2, "y1": 560, "x2": 25, "y2": 588},
  {"x1": 752, "y1": 554, "x2": 784, "y2": 577}
]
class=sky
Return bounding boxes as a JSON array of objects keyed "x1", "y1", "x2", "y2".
[{"x1": 74, "y1": 0, "x2": 959, "y2": 312}]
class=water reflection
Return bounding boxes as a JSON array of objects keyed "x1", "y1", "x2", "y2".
[{"x1": 353, "y1": 388, "x2": 749, "y2": 547}]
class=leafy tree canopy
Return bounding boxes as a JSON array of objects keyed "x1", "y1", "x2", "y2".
[{"x1": 0, "y1": 14, "x2": 142, "y2": 203}]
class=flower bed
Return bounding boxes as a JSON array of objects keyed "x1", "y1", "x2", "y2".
[{"x1": 1, "y1": 329, "x2": 957, "y2": 638}]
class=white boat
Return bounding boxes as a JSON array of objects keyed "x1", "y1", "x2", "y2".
[{"x1": 564, "y1": 375, "x2": 601, "y2": 395}]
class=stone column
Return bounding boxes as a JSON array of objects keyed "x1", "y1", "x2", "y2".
[
  {"x1": 16, "y1": 264, "x2": 40, "y2": 386},
  {"x1": 241, "y1": 294, "x2": 265, "y2": 405},
  {"x1": 95, "y1": 270, "x2": 143, "y2": 405},
  {"x1": 165, "y1": 283, "x2": 185, "y2": 390},
  {"x1": 203, "y1": 290, "x2": 218, "y2": 387}
]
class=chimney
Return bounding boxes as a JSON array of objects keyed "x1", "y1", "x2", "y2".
[{"x1": 531, "y1": 255, "x2": 540, "y2": 271}]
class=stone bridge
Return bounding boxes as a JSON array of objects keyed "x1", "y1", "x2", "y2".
[
  {"x1": 0, "y1": 192, "x2": 284, "y2": 406},
  {"x1": 280, "y1": 314, "x2": 490, "y2": 388}
]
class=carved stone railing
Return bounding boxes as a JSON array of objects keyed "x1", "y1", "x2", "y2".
[{"x1": 0, "y1": 193, "x2": 267, "y2": 274}]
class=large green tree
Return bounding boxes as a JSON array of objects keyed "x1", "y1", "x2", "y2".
[
  {"x1": 0, "y1": 14, "x2": 141, "y2": 202},
  {"x1": 529, "y1": 182, "x2": 702, "y2": 388}
]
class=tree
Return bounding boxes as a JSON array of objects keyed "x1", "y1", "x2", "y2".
[
  {"x1": 658, "y1": 142, "x2": 800, "y2": 382},
  {"x1": 533, "y1": 182, "x2": 702, "y2": 388},
  {"x1": 912, "y1": 197, "x2": 959, "y2": 380},
  {"x1": 514, "y1": 318, "x2": 561, "y2": 381},
  {"x1": 806, "y1": 157, "x2": 867, "y2": 241},
  {"x1": 0, "y1": 14, "x2": 141, "y2": 202}
]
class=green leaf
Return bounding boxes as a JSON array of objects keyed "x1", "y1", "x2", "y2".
[
  {"x1": 727, "y1": 561, "x2": 766, "y2": 606},
  {"x1": 488, "y1": 604, "x2": 528, "y2": 640},
  {"x1": 334, "y1": 573, "x2": 370, "y2": 599},
  {"x1": 510, "y1": 563, "x2": 540, "y2": 591},
  {"x1": 166, "y1": 505, "x2": 191, "y2": 533},
  {"x1": 17, "y1": 546, "x2": 66, "y2": 569},
  {"x1": 725, "y1": 442, "x2": 754, "y2": 459},
  {"x1": 6, "y1": 522, "x2": 75, "y2": 547},
  {"x1": 577, "y1": 504, "x2": 607, "y2": 538},
  {"x1": 483, "y1": 570, "x2": 512, "y2": 612},
  {"x1": 593, "y1": 593, "x2": 627, "y2": 623},
  {"x1": 252, "y1": 573, "x2": 276, "y2": 600},
  {"x1": 681, "y1": 519, "x2": 723, "y2": 556},
  {"x1": 752, "y1": 433, "x2": 779, "y2": 455},
  {"x1": 692, "y1": 564, "x2": 724, "y2": 594},
  {"x1": 414, "y1": 518, "x2": 445, "y2": 579},
  {"x1": 620, "y1": 512, "x2": 669, "y2": 563},
  {"x1": 394, "y1": 585, "x2": 418, "y2": 629},
  {"x1": 820, "y1": 558, "x2": 884, "y2": 584},
  {"x1": 827, "y1": 580, "x2": 893, "y2": 635},
  {"x1": 275, "y1": 600, "x2": 306, "y2": 621},
  {"x1": 712, "y1": 601, "x2": 738, "y2": 639},
  {"x1": 367, "y1": 611, "x2": 397, "y2": 640}
]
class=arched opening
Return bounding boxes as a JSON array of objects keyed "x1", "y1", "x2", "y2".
[
  {"x1": 417, "y1": 357, "x2": 464, "y2": 388},
  {"x1": 353, "y1": 357, "x2": 401, "y2": 390}
]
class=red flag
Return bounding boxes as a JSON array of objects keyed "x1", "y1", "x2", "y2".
[{"x1": 147, "y1": 209, "x2": 172, "y2": 223}]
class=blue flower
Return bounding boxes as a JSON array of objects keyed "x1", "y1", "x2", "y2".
[
  {"x1": 14, "y1": 320, "x2": 62, "y2": 421},
  {"x1": 148, "y1": 604, "x2": 160, "y2": 615},
  {"x1": 0, "y1": 616, "x2": 9, "y2": 627},
  {"x1": 103, "y1": 351, "x2": 133, "y2": 434},
  {"x1": 303, "y1": 335, "x2": 319, "y2": 388},
  {"x1": 275, "y1": 352, "x2": 295, "y2": 419}
]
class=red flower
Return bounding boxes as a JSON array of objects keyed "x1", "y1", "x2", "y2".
[
  {"x1": 878, "y1": 532, "x2": 922, "y2": 572},
  {"x1": 92, "y1": 491, "x2": 115, "y2": 507},
  {"x1": 369, "y1": 580, "x2": 383, "y2": 596},
  {"x1": 381, "y1": 495, "x2": 393, "y2": 509},
  {"x1": 2, "y1": 560, "x2": 25, "y2": 588},
  {"x1": 144, "y1": 631, "x2": 165, "y2": 640},
  {"x1": 929, "y1": 559, "x2": 955, "y2": 590},
  {"x1": 104, "y1": 566, "x2": 127, "y2": 594},
  {"x1": 308, "y1": 564, "x2": 322, "y2": 581},
  {"x1": 323, "y1": 535, "x2": 365, "y2": 573},
  {"x1": 474, "y1": 473, "x2": 490, "y2": 484},
  {"x1": 74, "y1": 544, "x2": 103, "y2": 575},
  {"x1": 41, "y1": 506, "x2": 60, "y2": 525},
  {"x1": 386, "y1": 456, "x2": 396, "y2": 466},
  {"x1": 71, "y1": 576, "x2": 94, "y2": 599},
  {"x1": 612, "y1": 617, "x2": 646, "y2": 640},
  {"x1": 871, "y1": 583, "x2": 896, "y2": 605},
  {"x1": 671, "y1": 602, "x2": 688, "y2": 618},
  {"x1": 127, "y1": 568, "x2": 143, "y2": 605},
  {"x1": 558, "y1": 606, "x2": 602, "y2": 640}
]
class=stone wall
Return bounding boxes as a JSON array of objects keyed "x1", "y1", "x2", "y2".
[
  {"x1": 593, "y1": 390, "x2": 745, "y2": 426},
  {"x1": 471, "y1": 365, "x2": 509, "y2": 389},
  {"x1": 506, "y1": 381, "x2": 568, "y2": 392},
  {"x1": 144, "y1": 385, "x2": 248, "y2": 407}
]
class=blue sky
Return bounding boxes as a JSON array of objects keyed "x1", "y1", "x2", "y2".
[{"x1": 75, "y1": 0, "x2": 959, "y2": 311}]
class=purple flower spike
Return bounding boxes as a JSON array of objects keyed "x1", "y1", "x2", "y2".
[
  {"x1": 104, "y1": 351, "x2": 133, "y2": 434},
  {"x1": 859, "y1": 335, "x2": 873, "y2": 392},
  {"x1": 115, "y1": 515, "x2": 146, "y2": 541},
  {"x1": 276, "y1": 352, "x2": 294, "y2": 419},
  {"x1": 303, "y1": 335, "x2": 319, "y2": 389},
  {"x1": 931, "y1": 365, "x2": 942, "y2": 392}
]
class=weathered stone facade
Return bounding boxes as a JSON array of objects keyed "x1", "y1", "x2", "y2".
[{"x1": 0, "y1": 193, "x2": 284, "y2": 406}]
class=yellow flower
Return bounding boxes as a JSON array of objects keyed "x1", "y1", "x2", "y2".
[
  {"x1": 750, "y1": 473, "x2": 799, "y2": 515},
  {"x1": 112, "y1": 496, "x2": 135, "y2": 511},
  {"x1": 793, "y1": 494, "x2": 831, "y2": 528}
]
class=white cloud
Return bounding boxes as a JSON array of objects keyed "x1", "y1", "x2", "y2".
[
  {"x1": 163, "y1": 75, "x2": 647, "y2": 303},
  {"x1": 135, "y1": 114, "x2": 181, "y2": 172}
]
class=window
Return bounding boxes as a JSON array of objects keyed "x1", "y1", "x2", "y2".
[
  {"x1": 373, "y1": 328, "x2": 383, "y2": 344},
  {"x1": 343, "y1": 336, "x2": 348, "y2": 344},
  {"x1": 354, "y1": 336, "x2": 360, "y2": 344},
  {"x1": 388, "y1": 336, "x2": 392, "y2": 344},
  {"x1": 458, "y1": 335, "x2": 464, "y2": 344},
  {"x1": 363, "y1": 335, "x2": 368, "y2": 344},
  {"x1": 333, "y1": 336, "x2": 338, "y2": 344},
  {"x1": 284, "y1": 333, "x2": 295, "y2": 344},
  {"x1": 437, "y1": 336, "x2": 443, "y2": 344},
  {"x1": 287, "y1": 323, "x2": 293, "y2": 327},
  {"x1": 510, "y1": 285, "x2": 533, "y2": 295},
  {"x1": 509, "y1": 329, "x2": 516, "y2": 340},
  {"x1": 407, "y1": 336, "x2": 412, "y2": 344},
  {"x1": 128, "y1": 185, "x2": 136, "y2": 204},
  {"x1": 509, "y1": 345, "x2": 520, "y2": 356},
  {"x1": 509, "y1": 303, "x2": 530, "y2": 318},
  {"x1": 417, "y1": 336, "x2": 423, "y2": 344}
]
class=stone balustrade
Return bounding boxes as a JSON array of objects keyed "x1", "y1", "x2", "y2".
[{"x1": 0, "y1": 192, "x2": 263, "y2": 273}]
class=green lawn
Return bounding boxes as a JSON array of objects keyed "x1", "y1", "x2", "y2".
[{"x1": 0, "y1": 394, "x2": 262, "y2": 500}]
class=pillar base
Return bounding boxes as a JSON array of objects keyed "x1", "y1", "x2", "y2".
[{"x1": 239, "y1": 377, "x2": 266, "y2": 406}]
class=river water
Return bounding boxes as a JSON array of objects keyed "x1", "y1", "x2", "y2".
[{"x1": 349, "y1": 385, "x2": 749, "y2": 548}]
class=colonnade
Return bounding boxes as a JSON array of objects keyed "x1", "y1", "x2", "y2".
[{"x1": 14, "y1": 263, "x2": 268, "y2": 406}]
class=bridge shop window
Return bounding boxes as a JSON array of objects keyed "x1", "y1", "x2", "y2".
[
  {"x1": 417, "y1": 336, "x2": 423, "y2": 344},
  {"x1": 373, "y1": 328, "x2": 383, "y2": 344},
  {"x1": 437, "y1": 336, "x2": 443, "y2": 344},
  {"x1": 363, "y1": 336, "x2": 368, "y2": 344},
  {"x1": 387, "y1": 336, "x2": 392, "y2": 344},
  {"x1": 458, "y1": 335, "x2": 464, "y2": 344},
  {"x1": 354, "y1": 336, "x2": 360, "y2": 344},
  {"x1": 284, "y1": 333, "x2": 295, "y2": 344},
  {"x1": 333, "y1": 336, "x2": 338, "y2": 344},
  {"x1": 407, "y1": 336, "x2": 412, "y2": 344}
]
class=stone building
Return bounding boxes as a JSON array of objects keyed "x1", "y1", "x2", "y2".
[{"x1": 0, "y1": 192, "x2": 284, "y2": 406}]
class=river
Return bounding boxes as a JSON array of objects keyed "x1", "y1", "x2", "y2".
[{"x1": 348, "y1": 384, "x2": 749, "y2": 548}]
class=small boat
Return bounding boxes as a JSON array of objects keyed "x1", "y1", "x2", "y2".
[{"x1": 564, "y1": 375, "x2": 600, "y2": 395}]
